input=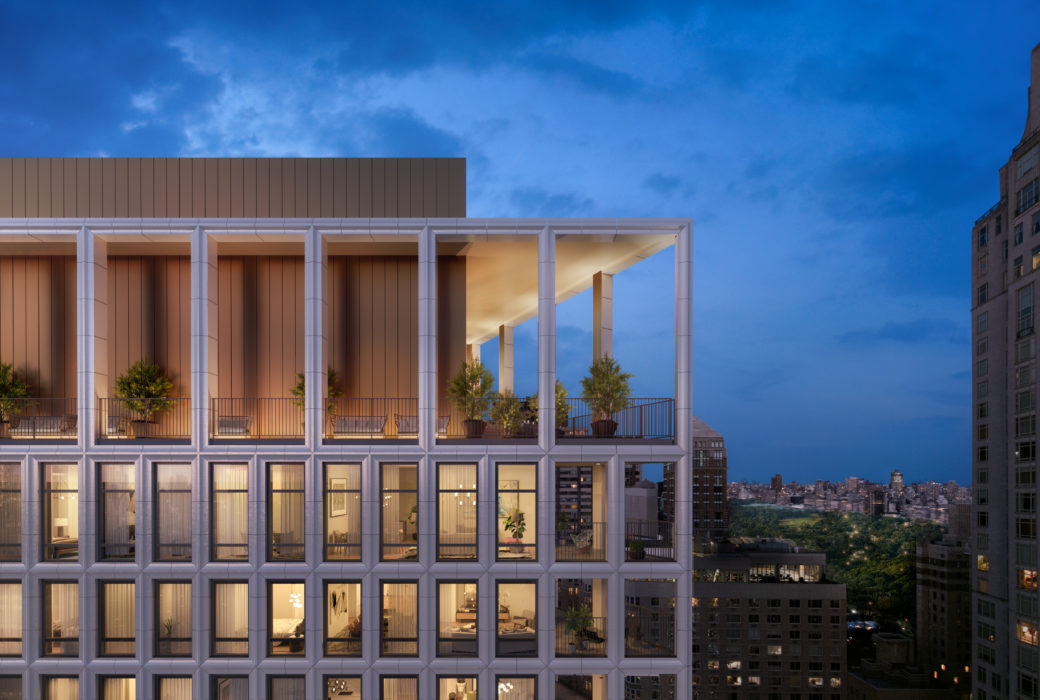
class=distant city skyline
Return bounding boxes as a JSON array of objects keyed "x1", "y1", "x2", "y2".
[{"x1": 2, "y1": 3, "x2": 1039, "y2": 483}]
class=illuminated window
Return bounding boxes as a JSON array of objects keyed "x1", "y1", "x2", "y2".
[
  {"x1": 154, "y1": 463, "x2": 191, "y2": 560},
  {"x1": 0, "y1": 464, "x2": 19, "y2": 561},
  {"x1": 438, "y1": 581, "x2": 478, "y2": 657},
  {"x1": 1021, "y1": 621, "x2": 1039, "y2": 646},
  {"x1": 324, "y1": 463, "x2": 360, "y2": 560},
  {"x1": 497, "y1": 581, "x2": 538, "y2": 657},
  {"x1": 212, "y1": 581, "x2": 248, "y2": 656},
  {"x1": 497, "y1": 463, "x2": 537, "y2": 560},
  {"x1": 381, "y1": 464, "x2": 418, "y2": 561},
  {"x1": 381, "y1": 581, "x2": 418, "y2": 656},
  {"x1": 1021, "y1": 569, "x2": 1040, "y2": 590},
  {"x1": 156, "y1": 676, "x2": 192, "y2": 700},
  {"x1": 42, "y1": 464, "x2": 78, "y2": 561},
  {"x1": 0, "y1": 582, "x2": 21, "y2": 656},
  {"x1": 437, "y1": 463, "x2": 477, "y2": 560},
  {"x1": 99, "y1": 581, "x2": 135, "y2": 656},
  {"x1": 42, "y1": 582, "x2": 78, "y2": 656},
  {"x1": 99, "y1": 464, "x2": 135, "y2": 560},
  {"x1": 212, "y1": 463, "x2": 248, "y2": 560},
  {"x1": 268, "y1": 581, "x2": 305, "y2": 656},
  {"x1": 155, "y1": 581, "x2": 192, "y2": 657},
  {"x1": 268, "y1": 463, "x2": 304, "y2": 561},
  {"x1": 325, "y1": 581, "x2": 361, "y2": 656},
  {"x1": 41, "y1": 677, "x2": 78, "y2": 700},
  {"x1": 99, "y1": 677, "x2": 134, "y2": 700}
]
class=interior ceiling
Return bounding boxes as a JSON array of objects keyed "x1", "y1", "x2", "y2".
[{"x1": 460, "y1": 233, "x2": 675, "y2": 345}]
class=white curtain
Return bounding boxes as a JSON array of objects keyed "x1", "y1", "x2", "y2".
[
  {"x1": 271, "y1": 464, "x2": 304, "y2": 554},
  {"x1": 382, "y1": 464, "x2": 417, "y2": 550},
  {"x1": 213, "y1": 464, "x2": 248, "y2": 557},
  {"x1": 103, "y1": 582, "x2": 135, "y2": 653},
  {"x1": 269, "y1": 678, "x2": 305, "y2": 700},
  {"x1": 383, "y1": 582, "x2": 417, "y2": 648},
  {"x1": 157, "y1": 677, "x2": 192, "y2": 700},
  {"x1": 0, "y1": 583, "x2": 20, "y2": 655},
  {"x1": 214, "y1": 678, "x2": 248, "y2": 700},
  {"x1": 156, "y1": 464, "x2": 191, "y2": 558},
  {"x1": 497, "y1": 678, "x2": 536, "y2": 700},
  {"x1": 0, "y1": 464, "x2": 19, "y2": 557},
  {"x1": 157, "y1": 582, "x2": 192, "y2": 641},
  {"x1": 215, "y1": 583, "x2": 248, "y2": 653},
  {"x1": 44, "y1": 678, "x2": 79, "y2": 700},
  {"x1": 382, "y1": 677, "x2": 418, "y2": 700},
  {"x1": 101, "y1": 464, "x2": 134, "y2": 558},
  {"x1": 101, "y1": 678, "x2": 135, "y2": 700},
  {"x1": 46, "y1": 582, "x2": 78, "y2": 640},
  {"x1": 438, "y1": 464, "x2": 476, "y2": 552}
]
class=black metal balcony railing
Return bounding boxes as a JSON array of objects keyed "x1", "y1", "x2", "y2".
[
  {"x1": 625, "y1": 519, "x2": 675, "y2": 562},
  {"x1": 325, "y1": 397, "x2": 418, "y2": 439},
  {"x1": 210, "y1": 398, "x2": 303, "y2": 440},
  {"x1": 97, "y1": 397, "x2": 191, "y2": 439},
  {"x1": 0, "y1": 398, "x2": 77, "y2": 439},
  {"x1": 624, "y1": 608, "x2": 675, "y2": 657},
  {"x1": 555, "y1": 522, "x2": 607, "y2": 562},
  {"x1": 560, "y1": 398, "x2": 675, "y2": 440},
  {"x1": 556, "y1": 616, "x2": 607, "y2": 657},
  {"x1": 440, "y1": 395, "x2": 537, "y2": 440}
]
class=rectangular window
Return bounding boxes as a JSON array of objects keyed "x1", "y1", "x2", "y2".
[
  {"x1": 1018, "y1": 178, "x2": 1040, "y2": 215},
  {"x1": 99, "y1": 677, "x2": 134, "y2": 700},
  {"x1": 1017, "y1": 255, "x2": 1025, "y2": 278},
  {"x1": 1022, "y1": 621, "x2": 1040, "y2": 646},
  {"x1": 381, "y1": 677, "x2": 418, "y2": 699},
  {"x1": 497, "y1": 463, "x2": 537, "y2": 560},
  {"x1": 268, "y1": 463, "x2": 304, "y2": 561},
  {"x1": 1023, "y1": 391, "x2": 1038, "y2": 413},
  {"x1": 0, "y1": 465, "x2": 18, "y2": 561},
  {"x1": 1023, "y1": 338, "x2": 1038, "y2": 363},
  {"x1": 980, "y1": 252, "x2": 989, "y2": 273},
  {"x1": 324, "y1": 678, "x2": 362, "y2": 699},
  {"x1": 1020, "y1": 569, "x2": 1039, "y2": 590},
  {"x1": 438, "y1": 580, "x2": 478, "y2": 656},
  {"x1": 438, "y1": 463, "x2": 477, "y2": 560},
  {"x1": 0, "y1": 677, "x2": 18, "y2": 699},
  {"x1": 978, "y1": 510, "x2": 989, "y2": 527},
  {"x1": 1023, "y1": 285, "x2": 1035, "y2": 337},
  {"x1": 213, "y1": 581, "x2": 249, "y2": 656},
  {"x1": 155, "y1": 463, "x2": 191, "y2": 561},
  {"x1": 42, "y1": 464, "x2": 78, "y2": 561},
  {"x1": 269, "y1": 581, "x2": 305, "y2": 656},
  {"x1": 0, "y1": 583, "x2": 21, "y2": 656},
  {"x1": 978, "y1": 283, "x2": 989, "y2": 305},
  {"x1": 496, "y1": 580, "x2": 537, "y2": 658},
  {"x1": 1035, "y1": 246, "x2": 1040, "y2": 271},
  {"x1": 324, "y1": 581, "x2": 361, "y2": 656},
  {"x1": 212, "y1": 463, "x2": 248, "y2": 560},
  {"x1": 978, "y1": 380, "x2": 989, "y2": 397},
  {"x1": 155, "y1": 581, "x2": 192, "y2": 657},
  {"x1": 1034, "y1": 211, "x2": 1040, "y2": 235},
  {"x1": 41, "y1": 677, "x2": 78, "y2": 700},
  {"x1": 1022, "y1": 441, "x2": 1038, "y2": 462},
  {"x1": 1021, "y1": 468, "x2": 1038, "y2": 486},
  {"x1": 978, "y1": 336, "x2": 989, "y2": 356},
  {"x1": 978, "y1": 311, "x2": 989, "y2": 333},
  {"x1": 267, "y1": 677, "x2": 304, "y2": 699},
  {"x1": 1021, "y1": 543, "x2": 1039, "y2": 565},
  {"x1": 324, "y1": 463, "x2": 360, "y2": 560},
  {"x1": 1020, "y1": 493, "x2": 1038, "y2": 513},
  {"x1": 42, "y1": 581, "x2": 78, "y2": 656},
  {"x1": 381, "y1": 463, "x2": 418, "y2": 561},
  {"x1": 156, "y1": 677, "x2": 192, "y2": 700},
  {"x1": 978, "y1": 446, "x2": 989, "y2": 462},
  {"x1": 212, "y1": 677, "x2": 248, "y2": 700},
  {"x1": 100, "y1": 581, "x2": 135, "y2": 656},
  {"x1": 381, "y1": 580, "x2": 418, "y2": 656},
  {"x1": 977, "y1": 359, "x2": 989, "y2": 376},
  {"x1": 99, "y1": 464, "x2": 134, "y2": 560},
  {"x1": 1018, "y1": 224, "x2": 1026, "y2": 246},
  {"x1": 1021, "y1": 416, "x2": 1038, "y2": 438},
  {"x1": 979, "y1": 225, "x2": 989, "y2": 248},
  {"x1": 978, "y1": 424, "x2": 989, "y2": 440},
  {"x1": 1019, "y1": 518, "x2": 1038, "y2": 539}
]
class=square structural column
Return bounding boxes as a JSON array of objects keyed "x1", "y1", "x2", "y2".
[
  {"x1": 498, "y1": 324, "x2": 514, "y2": 392},
  {"x1": 418, "y1": 225, "x2": 437, "y2": 450},
  {"x1": 593, "y1": 270, "x2": 613, "y2": 360},
  {"x1": 304, "y1": 225, "x2": 327, "y2": 449},
  {"x1": 537, "y1": 225, "x2": 556, "y2": 451},
  {"x1": 77, "y1": 226, "x2": 106, "y2": 447},
  {"x1": 190, "y1": 226, "x2": 217, "y2": 448}
]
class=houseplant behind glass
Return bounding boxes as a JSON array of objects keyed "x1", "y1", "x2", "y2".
[
  {"x1": 446, "y1": 360, "x2": 496, "y2": 438},
  {"x1": 580, "y1": 356, "x2": 632, "y2": 438}
]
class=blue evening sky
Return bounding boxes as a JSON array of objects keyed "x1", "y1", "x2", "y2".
[{"x1": 2, "y1": 1, "x2": 1038, "y2": 484}]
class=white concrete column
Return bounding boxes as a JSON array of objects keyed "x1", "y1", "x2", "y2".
[
  {"x1": 498, "y1": 324, "x2": 514, "y2": 392},
  {"x1": 304, "y1": 226, "x2": 326, "y2": 449},
  {"x1": 592, "y1": 270, "x2": 613, "y2": 360},
  {"x1": 76, "y1": 226, "x2": 105, "y2": 447},
  {"x1": 190, "y1": 226, "x2": 217, "y2": 448},
  {"x1": 466, "y1": 342, "x2": 480, "y2": 362},
  {"x1": 674, "y1": 221, "x2": 694, "y2": 694},
  {"x1": 537, "y1": 226, "x2": 556, "y2": 451},
  {"x1": 418, "y1": 226, "x2": 437, "y2": 450}
]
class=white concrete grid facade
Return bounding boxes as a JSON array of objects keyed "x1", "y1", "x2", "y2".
[{"x1": 0, "y1": 217, "x2": 693, "y2": 700}]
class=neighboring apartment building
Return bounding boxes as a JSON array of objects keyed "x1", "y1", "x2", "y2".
[
  {"x1": 972, "y1": 43, "x2": 1040, "y2": 700},
  {"x1": 0, "y1": 157, "x2": 693, "y2": 700},
  {"x1": 692, "y1": 415, "x2": 728, "y2": 551},
  {"x1": 915, "y1": 503, "x2": 971, "y2": 697},
  {"x1": 691, "y1": 538, "x2": 847, "y2": 699}
]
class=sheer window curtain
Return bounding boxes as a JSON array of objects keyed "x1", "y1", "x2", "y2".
[
  {"x1": 383, "y1": 582, "x2": 417, "y2": 652},
  {"x1": 0, "y1": 583, "x2": 21, "y2": 655},
  {"x1": 101, "y1": 464, "x2": 134, "y2": 558},
  {"x1": 213, "y1": 464, "x2": 248, "y2": 558},
  {"x1": 269, "y1": 678, "x2": 305, "y2": 700},
  {"x1": 382, "y1": 677, "x2": 418, "y2": 700},
  {"x1": 157, "y1": 582, "x2": 192, "y2": 654},
  {"x1": 43, "y1": 677, "x2": 79, "y2": 700},
  {"x1": 271, "y1": 464, "x2": 304, "y2": 557},
  {"x1": 45, "y1": 583, "x2": 78, "y2": 652},
  {"x1": 438, "y1": 464, "x2": 476, "y2": 555},
  {"x1": 156, "y1": 464, "x2": 191, "y2": 559},
  {"x1": 102, "y1": 582, "x2": 135, "y2": 654},
  {"x1": 157, "y1": 677, "x2": 192, "y2": 700},
  {"x1": 213, "y1": 678, "x2": 248, "y2": 700},
  {"x1": 101, "y1": 678, "x2": 135, "y2": 700},
  {"x1": 0, "y1": 464, "x2": 19, "y2": 559},
  {"x1": 215, "y1": 583, "x2": 248, "y2": 654},
  {"x1": 497, "y1": 678, "x2": 537, "y2": 700}
]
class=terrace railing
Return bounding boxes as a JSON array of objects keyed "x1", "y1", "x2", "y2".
[
  {"x1": 555, "y1": 521, "x2": 607, "y2": 562},
  {"x1": 0, "y1": 398, "x2": 77, "y2": 439},
  {"x1": 624, "y1": 608, "x2": 675, "y2": 657},
  {"x1": 325, "y1": 397, "x2": 418, "y2": 439},
  {"x1": 210, "y1": 398, "x2": 303, "y2": 440},
  {"x1": 559, "y1": 398, "x2": 674, "y2": 440},
  {"x1": 555, "y1": 616, "x2": 607, "y2": 657},
  {"x1": 625, "y1": 519, "x2": 675, "y2": 561},
  {"x1": 97, "y1": 397, "x2": 191, "y2": 439}
]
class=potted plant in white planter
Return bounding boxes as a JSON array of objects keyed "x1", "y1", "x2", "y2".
[
  {"x1": 115, "y1": 360, "x2": 174, "y2": 438},
  {"x1": 446, "y1": 360, "x2": 496, "y2": 438},
  {"x1": 0, "y1": 361, "x2": 29, "y2": 438},
  {"x1": 580, "y1": 356, "x2": 632, "y2": 437}
]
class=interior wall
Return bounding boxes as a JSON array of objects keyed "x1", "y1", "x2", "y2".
[
  {"x1": 437, "y1": 255, "x2": 467, "y2": 401},
  {"x1": 107, "y1": 256, "x2": 190, "y2": 396},
  {"x1": 0, "y1": 255, "x2": 76, "y2": 398},
  {"x1": 217, "y1": 256, "x2": 305, "y2": 399}
]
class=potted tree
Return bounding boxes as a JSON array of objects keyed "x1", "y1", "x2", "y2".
[
  {"x1": 528, "y1": 379, "x2": 570, "y2": 437},
  {"x1": 446, "y1": 360, "x2": 496, "y2": 438},
  {"x1": 290, "y1": 367, "x2": 343, "y2": 417},
  {"x1": 115, "y1": 360, "x2": 174, "y2": 438},
  {"x1": 627, "y1": 539, "x2": 646, "y2": 561},
  {"x1": 491, "y1": 389, "x2": 533, "y2": 437},
  {"x1": 564, "y1": 603, "x2": 594, "y2": 653},
  {"x1": 502, "y1": 507, "x2": 527, "y2": 554},
  {"x1": 580, "y1": 356, "x2": 632, "y2": 437},
  {"x1": 0, "y1": 361, "x2": 29, "y2": 438}
]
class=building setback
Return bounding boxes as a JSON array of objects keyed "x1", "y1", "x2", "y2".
[
  {"x1": 971, "y1": 43, "x2": 1040, "y2": 700},
  {"x1": 0, "y1": 158, "x2": 693, "y2": 700}
]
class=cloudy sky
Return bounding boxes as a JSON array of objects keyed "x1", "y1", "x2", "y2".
[{"x1": 2, "y1": 1, "x2": 1038, "y2": 483}]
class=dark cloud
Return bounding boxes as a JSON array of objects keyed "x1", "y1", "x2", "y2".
[{"x1": 837, "y1": 319, "x2": 966, "y2": 346}]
